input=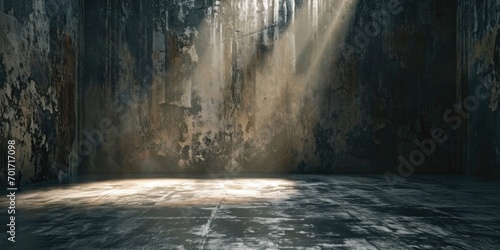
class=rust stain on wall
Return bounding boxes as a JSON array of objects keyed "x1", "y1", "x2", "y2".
[
  {"x1": 80, "y1": 0, "x2": 459, "y2": 175},
  {"x1": 0, "y1": 0, "x2": 81, "y2": 187}
]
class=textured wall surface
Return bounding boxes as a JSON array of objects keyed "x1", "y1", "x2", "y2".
[
  {"x1": 79, "y1": 0, "x2": 459, "y2": 174},
  {"x1": 3, "y1": 0, "x2": 499, "y2": 185},
  {"x1": 3, "y1": 0, "x2": 498, "y2": 181},
  {"x1": 458, "y1": 0, "x2": 500, "y2": 178},
  {"x1": 0, "y1": 0, "x2": 82, "y2": 187}
]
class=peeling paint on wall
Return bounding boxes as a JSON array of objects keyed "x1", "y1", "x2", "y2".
[
  {"x1": 2, "y1": 0, "x2": 497, "y2": 184},
  {"x1": 0, "y1": 0, "x2": 81, "y2": 187},
  {"x1": 81, "y1": 0, "x2": 459, "y2": 174}
]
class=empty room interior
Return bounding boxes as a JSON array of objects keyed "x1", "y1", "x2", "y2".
[{"x1": 1, "y1": 0, "x2": 500, "y2": 249}]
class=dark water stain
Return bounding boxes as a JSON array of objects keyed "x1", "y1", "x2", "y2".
[
  {"x1": 314, "y1": 123, "x2": 335, "y2": 172},
  {"x1": 494, "y1": 29, "x2": 500, "y2": 76},
  {"x1": 0, "y1": 54, "x2": 6, "y2": 88},
  {"x1": 3, "y1": 0, "x2": 33, "y2": 23}
]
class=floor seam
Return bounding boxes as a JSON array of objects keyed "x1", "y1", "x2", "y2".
[{"x1": 198, "y1": 199, "x2": 223, "y2": 250}]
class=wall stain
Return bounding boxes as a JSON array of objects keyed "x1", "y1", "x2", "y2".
[
  {"x1": 80, "y1": 0, "x2": 459, "y2": 174},
  {"x1": 458, "y1": 0, "x2": 500, "y2": 178},
  {"x1": 0, "y1": 0, "x2": 81, "y2": 187}
]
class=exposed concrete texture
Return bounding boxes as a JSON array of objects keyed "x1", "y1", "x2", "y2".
[
  {"x1": 0, "y1": 0, "x2": 82, "y2": 187},
  {"x1": 458, "y1": 0, "x2": 500, "y2": 178},
  {"x1": 2, "y1": 175, "x2": 500, "y2": 249},
  {"x1": 80, "y1": 0, "x2": 459, "y2": 174},
  {"x1": 2, "y1": 0, "x2": 498, "y2": 182}
]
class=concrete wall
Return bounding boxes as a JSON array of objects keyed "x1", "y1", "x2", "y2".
[
  {"x1": 79, "y1": 0, "x2": 459, "y2": 174},
  {"x1": 0, "y1": 0, "x2": 82, "y2": 186},
  {"x1": 458, "y1": 0, "x2": 500, "y2": 178},
  {"x1": 4, "y1": 0, "x2": 498, "y2": 184},
  {"x1": 4, "y1": 0, "x2": 498, "y2": 180}
]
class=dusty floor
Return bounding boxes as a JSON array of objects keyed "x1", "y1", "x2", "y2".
[{"x1": 1, "y1": 174, "x2": 500, "y2": 249}]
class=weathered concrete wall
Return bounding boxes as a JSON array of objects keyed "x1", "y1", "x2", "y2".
[
  {"x1": 80, "y1": 0, "x2": 458, "y2": 174},
  {"x1": 0, "y1": 0, "x2": 82, "y2": 186},
  {"x1": 458, "y1": 0, "x2": 500, "y2": 178},
  {"x1": 333, "y1": 0, "x2": 459, "y2": 175}
]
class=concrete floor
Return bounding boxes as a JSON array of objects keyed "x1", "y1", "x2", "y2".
[{"x1": 1, "y1": 174, "x2": 500, "y2": 249}]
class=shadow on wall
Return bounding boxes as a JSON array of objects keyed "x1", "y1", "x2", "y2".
[
  {"x1": 80, "y1": 0, "x2": 356, "y2": 174},
  {"x1": 78, "y1": 0, "x2": 459, "y2": 175},
  {"x1": 458, "y1": 0, "x2": 500, "y2": 179}
]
